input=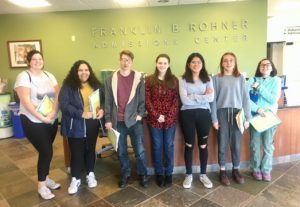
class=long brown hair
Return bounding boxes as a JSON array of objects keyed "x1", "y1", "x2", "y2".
[
  {"x1": 219, "y1": 52, "x2": 240, "y2": 77},
  {"x1": 148, "y1": 54, "x2": 177, "y2": 89}
]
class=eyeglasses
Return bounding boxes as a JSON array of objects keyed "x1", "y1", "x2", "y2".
[
  {"x1": 260, "y1": 63, "x2": 271, "y2": 67},
  {"x1": 120, "y1": 58, "x2": 132, "y2": 63},
  {"x1": 191, "y1": 61, "x2": 201, "y2": 65}
]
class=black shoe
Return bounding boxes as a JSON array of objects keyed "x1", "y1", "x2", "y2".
[
  {"x1": 119, "y1": 176, "x2": 130, "y2": 188},
  {"x1": 139, "y1": 175, "x2": 148, "y2": 188},
  {"x1": 164, "y1": 175, "x2": 172, "y2": 186},
  {"x1": 156, "y1": 175, "x2": 164, "y2": 187}
]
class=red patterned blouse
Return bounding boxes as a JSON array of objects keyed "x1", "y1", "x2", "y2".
[{"x1": 145, "y1": 75, "x2": 180, "y2": 129}]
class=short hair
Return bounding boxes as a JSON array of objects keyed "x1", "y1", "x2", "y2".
[
  {"x1": 26, "y1": 50, "x2": 43, "y2": 65},
  {"x1": 120, "y1": 50, "x2": 134, "y2": 60}
]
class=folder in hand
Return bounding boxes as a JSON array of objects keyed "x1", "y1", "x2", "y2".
[
  {"x1": 89, "y1": 89, "x2": 100, "y2": 119},
  {"x1": 250, "y1": 110, "x2": 281, "y2": 133},
  {"x1": 236, "y1": 108, "x2": 246, "y2": 134},
  {"x1": 36, "y1": 95, "x2": 53, "y2": 116},
  {"x1": 107, "y1": 128, "x2": 120, "y2": 152}
]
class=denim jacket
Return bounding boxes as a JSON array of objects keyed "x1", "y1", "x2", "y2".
[{"x1": 59, "y1": 85, "x2": 105, "y2": 138}]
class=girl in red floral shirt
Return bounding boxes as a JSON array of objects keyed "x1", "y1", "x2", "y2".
[{"x1": 145, "y1": 54, "x2": 180, "y2": 187}]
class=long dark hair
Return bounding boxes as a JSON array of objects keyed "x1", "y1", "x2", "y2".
[
  {"x1": 148, "y1": 54, "x2": 177, "y2": 88},
  {"x1": 219, "y1": 52, "x2": 240, "y2": 77},
  {"x1": 255, "y1": 58, "x2": 277, "y2": 77},
  {"x1": 62, "y1": 60, "x2": 101, "y2": 89},
  {"x1": 182, "y1": 52, "x2": 210, "y2": 83}
]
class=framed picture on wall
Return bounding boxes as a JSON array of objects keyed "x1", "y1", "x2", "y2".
[{"x1": 7, "y1": 40, "x2": 42, "y2": 68}]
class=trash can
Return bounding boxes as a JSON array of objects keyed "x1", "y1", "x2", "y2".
[
  {"x1": 0, "y1": 93, "x2": 13, "y2": 139},
  {"x1": 8, "y1": 102, "x2": 25, "y2": 139}
]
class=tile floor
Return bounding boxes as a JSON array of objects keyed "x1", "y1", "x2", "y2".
[{"x1": 0, "y1": 133, "x2": 300, "y2": 207}]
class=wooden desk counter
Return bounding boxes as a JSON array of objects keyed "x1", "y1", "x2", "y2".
[{"x1": 62, "y1": 106, "x2": 300, "y2": 171}]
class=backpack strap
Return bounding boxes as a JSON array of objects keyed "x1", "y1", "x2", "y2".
[
  {"x1": 25, "y1": 70, "x2": 32, "y2": 83},
  {"x1": 25, "y1": 70, "x2": 50, "y2": 83}
]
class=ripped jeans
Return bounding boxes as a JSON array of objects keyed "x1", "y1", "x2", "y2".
[{"x1": 180, "y1": 109, "x2": 212, "y2": 174}]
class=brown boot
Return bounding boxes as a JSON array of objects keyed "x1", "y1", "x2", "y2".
[
  {"x1": 232, "y1": 169, "x2": 245, "y2": 184},
  {"x1": 219, "y1": 170, "x2": 230, "y2": 186}
]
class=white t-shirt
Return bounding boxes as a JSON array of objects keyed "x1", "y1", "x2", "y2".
[{"x1": 14, "y1": 70, "x2": 58, "y2": 123}]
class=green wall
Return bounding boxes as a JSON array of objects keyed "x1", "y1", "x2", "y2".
[{"x1": 0, "y1": 0, "x2": 267, "y2": 94}]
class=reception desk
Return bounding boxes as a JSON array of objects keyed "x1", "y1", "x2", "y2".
[
  {"x1": 63, "y1": 106, "x2": 300, "y2": 173},
  {"x1": 143, "y1": 106, "x2": 300, "y2": 173}
]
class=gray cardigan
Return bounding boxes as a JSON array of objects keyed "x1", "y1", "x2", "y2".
[{"x1": 104, "y1": 69, "x2": 145, "y2": 128}]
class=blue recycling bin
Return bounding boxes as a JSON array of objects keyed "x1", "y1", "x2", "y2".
[{"x1": 9, "y1": 102, "x2": 25, "y2": 139}]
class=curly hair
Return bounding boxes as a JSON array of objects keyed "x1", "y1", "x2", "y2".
[{"x1": 62, "y1": 60, "x2": 101, "y2": 89}]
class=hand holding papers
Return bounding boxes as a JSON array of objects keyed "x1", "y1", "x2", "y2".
[
  {"x1": 236, "y1": 108, "x2": 246, "y2": 134},
  {"x1": 36, "y1": 95, "x2": 53, "y2": 116},
  {"x1": 89, "y1": 89, "x2": 100, "y2": 119},
  {"x1": 250, "y1": 110, "x2": 281, "y2": 133},
  {"x1": 107, "y1": 128, "x2": 120, "y2": 152}
]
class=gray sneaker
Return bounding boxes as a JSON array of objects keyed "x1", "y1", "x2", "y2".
[
  {"x1": 199, "y1": 174, "x2": 213, "y2": 189},
  {"x1": 183, "y1": 174, "x2": 193, "y2": 189},
  {"x1": 46, "y1": 177, "x2": 61, "y2": 190},
  {"x1": 38, "y1": 186, "x2": 55, "y2": 200}
]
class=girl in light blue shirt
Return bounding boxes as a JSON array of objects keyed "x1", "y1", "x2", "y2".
[{"x1": 248, "y1": 58, "x2": 281, "y2": 182}]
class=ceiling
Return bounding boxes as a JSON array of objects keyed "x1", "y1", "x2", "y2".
[{"x1": 0, "y1": 0, "x2": 300, "y2": 17}]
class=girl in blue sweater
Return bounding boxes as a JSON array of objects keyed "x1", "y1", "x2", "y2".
[{"x1": 248, "y1": 58, "x2": 281, "y2": 182}]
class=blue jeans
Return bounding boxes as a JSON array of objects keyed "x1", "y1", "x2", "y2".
[
  {"x1": 117, "y1": 121, "x2": 148, "y2": 177},
  {"x1": 250, "y1": 125, "x2": 276, "y2": 173},
  {"x1": 149, "y1": 124, "x2": 176, "y2": 175}
]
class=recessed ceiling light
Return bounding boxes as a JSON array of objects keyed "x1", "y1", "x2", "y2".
[
  {"x1": 8, "y1": 0, "x2": 51, "y2": 8},
  {"x1": 115, "y1": 0, "x2": 145, "y2": 4}
]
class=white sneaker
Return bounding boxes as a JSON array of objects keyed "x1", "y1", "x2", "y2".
[
  {"x1": 46, "y1": 177, "x2": 61, "y2": 190},
  {"x1": 38, "y1": 186, "x2": 55, "y2": 200},
  {"x1": 183, "y1": 174, "x2": 193, "y2": 189},
  {"x1": 68, "y1": 177, "x2": 81, "y2": 195},
  {"x1": 199, "y1": 174, "x2": 213, "y2": 189},
  {"x1": 86, "y1": 172, "x2": 97, "y2": 188}
]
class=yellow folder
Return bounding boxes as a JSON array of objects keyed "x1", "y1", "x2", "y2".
[
  {"x1": 107, "y1": 128, "x2": 120, "y2": 152},
  {"x1": 250, "y1": 110, "x2": 281, "y2": 133},
  {"x1": 36, "y1": 95, "x2": 53, "y2": 116}
]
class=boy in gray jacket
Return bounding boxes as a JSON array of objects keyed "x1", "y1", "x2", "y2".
[{"x1": 104, "y1": 50, "x2": 148, "y2": 188}]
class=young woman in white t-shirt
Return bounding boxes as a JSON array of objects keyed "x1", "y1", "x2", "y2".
[{"x1": 14, "y1": 50, "x2": 60, "y2": 200}]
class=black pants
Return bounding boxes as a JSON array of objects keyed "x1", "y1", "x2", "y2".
[
  {"x1": 68, "y1": 119, "x2": 99, "y2": 179},
  {"x1": 180, "y1": 109, "x2": 212, "y2": 174},
  {"x1": 20, "y1": 115, "x2": 58, "y2": 181}
]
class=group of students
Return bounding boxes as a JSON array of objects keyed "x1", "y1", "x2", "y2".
[{"x1": 14, "y1": 49, "x2": 281, "y2": 200}]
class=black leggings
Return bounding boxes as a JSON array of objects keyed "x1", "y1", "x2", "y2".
[
  {"x1": 20, "y1": 115, "x2": 58, "y2": 181},
  {"x1": 68, "y1": 119, "x2": 99, "y2": 179},
  {"x1": 180, "y1": 109, "x2": 212, "y2": 174}
]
